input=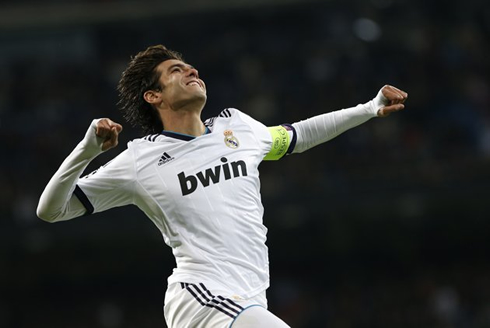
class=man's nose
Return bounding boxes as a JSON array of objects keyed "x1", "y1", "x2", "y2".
[{"x1": 187, "y1": 67, "x2": 199, "y2": 79}]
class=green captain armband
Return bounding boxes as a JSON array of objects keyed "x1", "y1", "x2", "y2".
[{"x1": 264, "y1": 125, "x2": 291, "y2": 161}]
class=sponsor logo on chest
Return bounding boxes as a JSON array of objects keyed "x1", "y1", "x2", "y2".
[{"x1": 178, "y1": 157, "x2": 248, "y2": 196}]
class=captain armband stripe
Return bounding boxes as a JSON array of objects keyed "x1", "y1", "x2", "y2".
[{"x1": 264, "y1": 125, "x2": 295, "y2": 161}]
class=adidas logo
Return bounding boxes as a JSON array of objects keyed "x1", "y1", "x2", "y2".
[{"x1": 158, "y1": 152, "x2": 174, "y2": 166}]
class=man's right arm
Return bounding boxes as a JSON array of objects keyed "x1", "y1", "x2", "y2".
[{"x1": 36, "y1": 118, "x2": 122, "y2": 222}]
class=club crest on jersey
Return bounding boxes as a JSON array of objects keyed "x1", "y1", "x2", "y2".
[{"x1": 224, "y1": 129, "x2": 239, "y2": 149}]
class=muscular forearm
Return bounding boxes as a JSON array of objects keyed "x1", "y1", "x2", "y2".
[{"x1": 36, "y1": 119, "x2": 107, "y2": 222}]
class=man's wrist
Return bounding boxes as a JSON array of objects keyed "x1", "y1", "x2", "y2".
[
  {"x1": 370, "y1": 88, "x2": 389, "y2": 116},
  {"x1": 79, "y1": 119, "x2": 105, "y2": 158}
]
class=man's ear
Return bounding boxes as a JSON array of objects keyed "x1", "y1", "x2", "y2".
[{"x1": 143, "y1": 90, "x2": 160, "y2": 104}]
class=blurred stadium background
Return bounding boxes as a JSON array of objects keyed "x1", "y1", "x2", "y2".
[{"x1": 1, "y1": 0, "x2": 490, "y2": 327}]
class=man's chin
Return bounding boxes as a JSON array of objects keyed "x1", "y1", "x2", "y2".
[
  {"x1": 194, "y1": 93, "x2": 207, "y2": 105},
  {"x1": 175, "y1": 95, "x2": 207, "y2": 111}
]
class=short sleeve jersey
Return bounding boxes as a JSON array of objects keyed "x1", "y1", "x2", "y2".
[{"x1": 76, "y1": 108, "x2": 295, "y2": 298}]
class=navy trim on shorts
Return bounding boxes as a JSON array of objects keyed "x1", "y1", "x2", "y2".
[
  {"x1": 73, "y1": 185, "x2": 94, "y2": 216},
  {"x1": 180, "y1": 282, "x2": 244, "y2": 319}
]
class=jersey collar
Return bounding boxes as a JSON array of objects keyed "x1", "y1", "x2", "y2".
[{"x1": 161, "y1": 127, "x2": 211, "y2": 141}]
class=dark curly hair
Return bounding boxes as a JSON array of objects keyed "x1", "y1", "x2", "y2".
[{"x1": 117, "y1": 45, "x2": 184, "y2": 135}]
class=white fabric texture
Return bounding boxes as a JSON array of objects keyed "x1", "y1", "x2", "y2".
[
  {"x1": 37, "y1": 119, "x2": 107, "y2": 222},
  {"x1": 38, "y1": 109, "x2": 274, "y2": 299},
  {"x1": 164, "y1": 282, "x2": 279, "y2": 328},
  {"x1": 291, "y1": 89, "x2": 387, "y2": 153}
]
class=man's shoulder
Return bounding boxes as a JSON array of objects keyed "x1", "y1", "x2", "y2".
[
  {"x1": 217, "y1": 107, "x2": 239, "y2": 118},
  {"x1": 124, "y1": 135, "x2": 171, "y2": 155},
  {"x1": 204, "y1": 108, "x2": 238, "y2": 126},
  {"x1": 204, "y1": 108, "x2": 263, "y2": 128},
  {"x1": 136, "y1": 134, "x2": 163, "y2": 143},
  {"x1": 129, "y1": 133, "x2": 178, "y2": 144}
]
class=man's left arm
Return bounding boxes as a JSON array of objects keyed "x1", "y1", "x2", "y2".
[{"x1": 264, "y1": 85, "x2": 408, "y2": 159}]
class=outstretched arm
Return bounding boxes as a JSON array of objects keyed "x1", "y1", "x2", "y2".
[
  {"x1": 36, "y1": 119, "x2": 122, "y2": 222},
  {"x1": 292, "y1": 85, "x2": 408, "y2": 153}
]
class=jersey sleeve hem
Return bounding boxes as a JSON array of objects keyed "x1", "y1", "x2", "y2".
[
  {"x1": 281, "y1": 124, "x2": 297, "y2": 155},
  {"x1": 73, "y1": 185, "x2": 94, "y2": 216}
]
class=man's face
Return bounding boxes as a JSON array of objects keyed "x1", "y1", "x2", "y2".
[{"x1": 154, "y1": 59, "x2": 207, "y2": 110}]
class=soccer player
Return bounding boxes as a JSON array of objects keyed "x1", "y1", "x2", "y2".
[{"x1": 37, "y1": 45, "x2": 407, "y2": 328}]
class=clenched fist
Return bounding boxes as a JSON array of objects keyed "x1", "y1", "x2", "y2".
[
  {"x1": 375, "y1": 85, "x2": 408, "y2": 117},
  {"x1": 95, "y1": 118, "x2": 123, "y2": 151}
]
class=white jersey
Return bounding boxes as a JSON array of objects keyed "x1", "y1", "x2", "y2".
[
  {"x1": 76, "y1": 108, "x2": 294, "y2": 298},
  {"x1": 38, "y1": 96, "x2": 380, "y2": 301}
]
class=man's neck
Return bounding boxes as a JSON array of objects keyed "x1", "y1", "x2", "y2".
[{"x1": 160, "y1": 109, "x2": 206, "y2": 137}]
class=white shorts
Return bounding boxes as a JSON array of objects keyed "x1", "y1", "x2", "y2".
[{"x1": 164, "y1": 282, "x2": 290, "y2": 328}]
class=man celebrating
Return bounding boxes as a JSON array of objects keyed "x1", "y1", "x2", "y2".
[{"x1": 37, "y1": 45, "x2": 407, "y2": 327}]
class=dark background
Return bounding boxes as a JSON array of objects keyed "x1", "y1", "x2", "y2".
[{"x1": 1, "y1": 0, "x2": 490, "y2": 327}]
